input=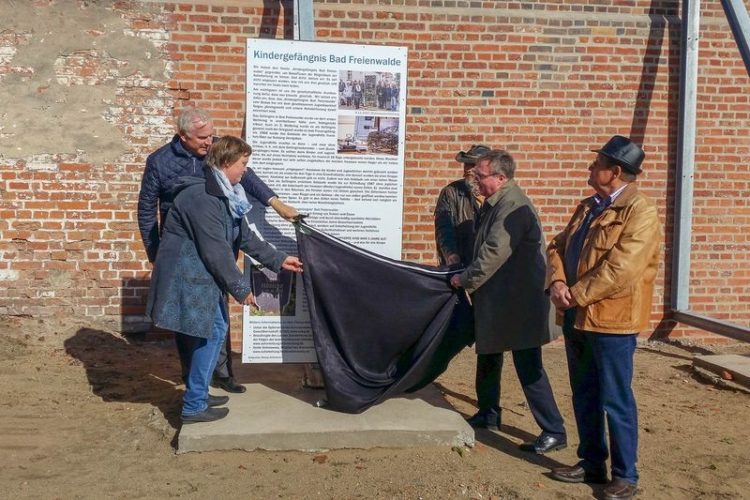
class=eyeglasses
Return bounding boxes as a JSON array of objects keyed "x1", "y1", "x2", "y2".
[{"x1": 474, "y1": 171, "x2": 499, "y2": 181}]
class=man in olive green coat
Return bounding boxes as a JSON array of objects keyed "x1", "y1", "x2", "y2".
[{"x1": 450, "y1": 150, "x2": 566, "y2": 454}]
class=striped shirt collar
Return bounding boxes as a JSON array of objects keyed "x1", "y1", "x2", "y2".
[{"x1": 593, "y1": 183, "x2": 629, "y2": 206}]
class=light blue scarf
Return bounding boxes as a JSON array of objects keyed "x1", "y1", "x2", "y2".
[{"x1": 212, "y1": 167, "x2": 252, "y2": 219}]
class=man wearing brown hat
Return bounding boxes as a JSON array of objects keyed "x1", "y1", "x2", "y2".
[{"x1": 546, "y1": 135, "x2": 662, "y2": 499}]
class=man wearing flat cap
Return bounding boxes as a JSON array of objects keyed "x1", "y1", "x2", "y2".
[
  {"x1": 434, "y1": 144, "x2": 491, "y2": 267},
  {"x1": 546, "y1": 135, "x2": 662, "y2": 499},
  {"x1": 416, "y1": 145, "x2": 489, "y2": 397}
]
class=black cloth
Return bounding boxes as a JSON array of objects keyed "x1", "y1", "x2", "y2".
[{"x1": 296, "y1": 222, "x2": 472, "y2": 413}]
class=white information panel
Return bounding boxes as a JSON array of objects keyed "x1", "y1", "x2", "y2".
[{"x1": 242, "y1": 39, "x2": 408, "y2": 363}]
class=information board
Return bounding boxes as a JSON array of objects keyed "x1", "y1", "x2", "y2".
[{"x1": 242, "y1": 39, "x2": 408, "y2": 363}]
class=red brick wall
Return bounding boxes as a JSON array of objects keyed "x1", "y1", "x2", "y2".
[
  {"x1": 689, "y1": 5, "x2": 750, "y2": 331},
  {"x1": 1, "y1": 0, "x2": 747, "y2": 343}
]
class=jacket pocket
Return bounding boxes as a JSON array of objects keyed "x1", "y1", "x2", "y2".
[
  {"x1": 589, "y1": 293, "x2": 633, "y2": 326},
  {"x1": 590, "y1": 218, "x2": 625, "y2": 250}
]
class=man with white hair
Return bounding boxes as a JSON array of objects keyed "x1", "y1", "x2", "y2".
[{"x1": 138, "y1": 107, "x2": 299, "y2": 393}]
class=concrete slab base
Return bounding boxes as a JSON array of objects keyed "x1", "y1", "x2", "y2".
[
  {"x1": 178, "y1": 364, "x2": 474, "y2": 453},
  {"x1": 693, "y1": 354, "x2": 750, "y2": 389}
]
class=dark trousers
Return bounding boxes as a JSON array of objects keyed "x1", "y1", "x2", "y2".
[
  {"x1": 176, "y1": 325, "x2": 234, "y2": 382},
  {"x1": 564, "y1": 328, "x2": 638, "y2": 483},
  {"x1": 476, "y1": 347, "x2": 566, "y2": 438},
  {"x1": 213, "y1": 334, "x2": 234, "y2": 379}
]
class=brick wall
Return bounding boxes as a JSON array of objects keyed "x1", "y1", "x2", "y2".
[{"x1": 0, "y1": 0, "x2": 747, "y2": 344}]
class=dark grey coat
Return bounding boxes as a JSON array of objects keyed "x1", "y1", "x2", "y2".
[
  {"x1": 459, "y1": 179, "x2": 553, "y2": 354},
  {"x1": 146, "y1": 167, "x2": 287, "y2": 338}
]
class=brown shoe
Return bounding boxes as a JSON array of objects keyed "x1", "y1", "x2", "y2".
[
  {"x1": 603, "y1": 478, "x2": 637, "y2": 499},
  {"x1": 550, "y1": 464, "x2": 608, "y2": 484}
]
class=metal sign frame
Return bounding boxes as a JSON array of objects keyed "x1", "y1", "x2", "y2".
[{"x1": 672, "y1": 0, "x2": 750, "y2": 342}]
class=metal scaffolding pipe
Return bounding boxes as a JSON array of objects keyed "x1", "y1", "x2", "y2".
[{"x1": 721, "y1": 0, "x2": 750, "y2": 76}]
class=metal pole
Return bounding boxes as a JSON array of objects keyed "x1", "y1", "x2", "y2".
[
  {"x1": 672, "y1": 0, "x2": 699, "y2": 312},
  {"x1": 670, "y1": 1, "x2": 750, "y2": 342},
  {"x1": 293, "y1": 0, "x2": 315, "y2": 42},
  {"x1": 292, "y1": 0, "x2": 322, "y2": 386},
  {"x1": 673, "y1": 311, "x2": 750, "y2": 343},
  {"x1": 293, "y1": 0, "x2": 300, "y2": 40},
  {"x1": 721, "y1": 0, "x2": 750, "y2": 77}
]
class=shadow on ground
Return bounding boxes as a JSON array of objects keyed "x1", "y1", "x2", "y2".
[{"x1": 64, "y1": 328, "x2": 183, "y2": 430}]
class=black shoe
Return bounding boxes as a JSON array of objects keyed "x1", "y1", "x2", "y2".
[
  {"x1": 603, "y1": 478, "x2": 637, "y2": 499},
  {"x1": 208, "y1": 394, "x2": 229, "y2": 407},
  {"x1": 211, "y1": 376, "x2": 246, "y2": 394},
  {"x1": 465, "y1": 410, "x2": 500, "y2": 431},
  {"x1": 181, "y1": 407, "x2": 229, "y2": 424},
  {"x1": 550, "y1": 464, "x2": 608, "y2": 484},
  {"x1": 519, "y1": 433, "x2": 567, "y2": 454}
]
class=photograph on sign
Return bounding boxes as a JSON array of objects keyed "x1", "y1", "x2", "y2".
[
  {"x1": 337, "y1": 71, "x2": 401, "y2": 112},
  {"x1": 337, "y1": 116, "x2": 399, "y2": 156}
]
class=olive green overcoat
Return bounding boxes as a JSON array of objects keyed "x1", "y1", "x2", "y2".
[{"x1": 459, "y1": 179, "x2": 554, "y2": 354}]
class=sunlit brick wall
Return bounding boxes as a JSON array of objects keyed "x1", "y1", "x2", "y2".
[{"x1": 1, "y1": 0, "x2": 747, "y2": 344}]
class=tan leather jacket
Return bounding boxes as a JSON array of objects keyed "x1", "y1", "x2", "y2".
[{"x1": 546, "y1": 183, "x2": 662, "y2": 334}]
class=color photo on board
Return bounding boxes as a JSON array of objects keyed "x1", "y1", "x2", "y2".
[
  {"x1": 337, "y1": 115, "x2": 399, "y2": 156},
  {"x1": 338, "y1": 70, "x2": 401, "y2": 113}
]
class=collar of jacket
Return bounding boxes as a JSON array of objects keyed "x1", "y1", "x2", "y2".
[
  {"x1": 169, "y1": 134, "x2": 205, "y2": 161},
  {"x1": 577, "y1": 182, "x2": 639, "y2": 211},
  {"x1": 452, "y1": 178, "x2": 479, "y2": 202},
  {"x1": 456, "y1": 178, "x2": 473, "y2": 195},
  {"x1": 484, "y1": 178, "x2": 517, "y2": 207},
  {"x1": 202, "y1": 165, "x2": 227, "y2": 199}
]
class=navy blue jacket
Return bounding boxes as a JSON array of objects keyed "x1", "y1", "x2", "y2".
[
  {"x1": 137, "y1": 135, "x2": 276, "y2": 262},
  {"x1": 146, "y1": 168, "x2": 287, "y2": 338}
]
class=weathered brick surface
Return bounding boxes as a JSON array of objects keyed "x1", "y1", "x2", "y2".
[{"x1": 0, "y1": 0, "x2": 747, "y2": 343}]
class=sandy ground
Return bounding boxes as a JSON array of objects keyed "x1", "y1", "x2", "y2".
[{"x1": 1, "y1": 315, "x2": 749, "y2": 499}]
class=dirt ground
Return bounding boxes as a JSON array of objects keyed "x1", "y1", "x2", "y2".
[{"x1": 1, "y1": 315, "x2": 749, "y2": 499}]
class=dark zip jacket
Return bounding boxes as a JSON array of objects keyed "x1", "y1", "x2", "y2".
[{"x1": 138, "y1": 135, "x2": 276, "y2": 262}]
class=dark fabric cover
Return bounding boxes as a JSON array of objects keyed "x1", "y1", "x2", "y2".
[{"x1": 296, "y1": 223, "x2": 472, "y2": 414}]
